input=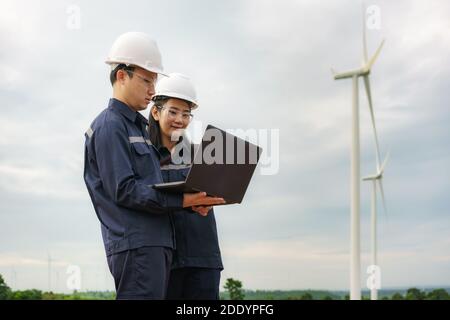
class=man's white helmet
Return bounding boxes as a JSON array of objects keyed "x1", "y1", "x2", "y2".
[
  {"x1": 152, "y1": 73, "x2": 198, "y2": 109},
  {"x1": 105, "y1": 32, "x2": 167, "y2": 76}
]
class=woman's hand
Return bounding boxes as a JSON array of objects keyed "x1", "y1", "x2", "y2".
[{"x1": 191, "y1": 205, "x2": 213, "y2": 216}]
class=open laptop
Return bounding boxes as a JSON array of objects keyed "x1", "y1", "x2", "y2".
[{"x1": 152, "y1": 124, "x2": 263, "y2": 204}]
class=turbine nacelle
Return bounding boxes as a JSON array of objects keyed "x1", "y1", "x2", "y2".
[
  {"x1": 363, "y1": 152, "x2": 389, "y2": 181},
  {"x1": 331, "y1": 40, "x2": 384, "y2": 80},
  {"x1": 363, "y1": 152, "x2": 389, "y2": 218},
  {"x1": 362, "y1": 172, "x2": 382, "y2": 181},
  {"x1": 331, "y1": 68, "x2": 370, "y2": 80}
]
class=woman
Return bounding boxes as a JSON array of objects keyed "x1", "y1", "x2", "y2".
[{"x1": 148, "y1": 73, "x2": 223, "y2": 300}]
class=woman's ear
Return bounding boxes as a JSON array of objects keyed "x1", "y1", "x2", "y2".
[{"x1": 151, "y1": 106, "x2": 160, "y2": 121}]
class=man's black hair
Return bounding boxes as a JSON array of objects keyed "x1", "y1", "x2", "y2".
[{"x1": 110, "y1": 64, "x2": 135, "y2": 86}]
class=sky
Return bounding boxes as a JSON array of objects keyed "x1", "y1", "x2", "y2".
[{"x1": 0, "y1": 0, "x2": 449, "y2": 293}]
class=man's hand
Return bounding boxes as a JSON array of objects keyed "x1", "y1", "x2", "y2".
[
  {"x1": 191, "y1": 205, "x2": 212, "y2": 216},
  {"x1": 183, "y1": 192, "x2": 225, "y2": 216}
]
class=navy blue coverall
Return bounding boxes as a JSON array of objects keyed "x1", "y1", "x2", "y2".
[
  {"x1": 160, "y1": 160, "x2": 224, "y2": 300},
  {"x1": 83, "y1": 98, "x2": 184, "y2": 299}
]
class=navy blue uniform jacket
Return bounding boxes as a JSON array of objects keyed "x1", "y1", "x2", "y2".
[{"x1": 84, "y1": 98, "x2": 183, "y2": 256}]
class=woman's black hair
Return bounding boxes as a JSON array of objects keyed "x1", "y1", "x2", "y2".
[{"x1": 148, "y1": 96, "x2": 170, "y2": 149}]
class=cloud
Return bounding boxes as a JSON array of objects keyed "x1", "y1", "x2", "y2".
[
  {"x1": 0, "y1": 0, "x2": 449, "y2": 292},
  {"x1": 0, "y1": 253, "x2": 69, "y2": 268}
]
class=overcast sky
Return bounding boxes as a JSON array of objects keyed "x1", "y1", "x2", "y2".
[{"x1": 0, "y1": 0, "x2": 449, "y2": 293}]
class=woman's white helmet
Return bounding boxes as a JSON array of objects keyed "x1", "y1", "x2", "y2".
[
  {"x1": 152, "y1": 73, "x2": 198, "y2": 109},
  {"x1": 105, "y1": 32, "x2": 168, "y2": 76}
]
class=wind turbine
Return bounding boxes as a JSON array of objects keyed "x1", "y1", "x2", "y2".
[
  {"x1": 360, "y1": 7, "x2": 388, "y2": 301},
  {"x1": 331, "y1": 8, "x2": 385, "y2": 300},
  {"x1": 11, "y1": 267, "x2": 17, "y2": 289},
  {"x1": 47, "y1": 252, "x2": 54, "y2": 292},
  {"x1": 363, "y1": 152, "x2": 389, "y2": 300}
]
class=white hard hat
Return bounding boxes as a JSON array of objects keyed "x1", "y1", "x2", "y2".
[
  {"x1": 152, "y1": 73, "x2": 198, "y2": 109},
  {"x1": 105, "y1": 32, "x2": 168, "y2": 76}
]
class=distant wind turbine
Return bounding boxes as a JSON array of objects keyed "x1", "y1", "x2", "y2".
[
  {"x1": 360, "y1": 6, "x2": 389, "y2": 300},
  {"x1": 363, "y1": 151, "x2": 389, "y2": 300},
  {"x1": 331, "y1": 7, "x2": 385, "y2": 300},
  {"x1": 47, "y1": 252, "x2": 54, "y2": 292}
]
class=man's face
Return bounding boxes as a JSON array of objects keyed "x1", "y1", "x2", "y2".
[{"x1": 120, "y1": 67, "x2": 157, "y2": 111}]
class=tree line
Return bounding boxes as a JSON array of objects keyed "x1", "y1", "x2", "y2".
[{"x1": 1, "y1": 274, "x2": 448, "y2": 300}]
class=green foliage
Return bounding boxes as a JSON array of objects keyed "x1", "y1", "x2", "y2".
[
  {"x1": 406, "y1": 288, "x2": 426, "y2": 300},
  {"x1": 0, "y1": 275, "x2": 12, "y2": 300},
  {"x1": 1, "y1": 273, "x2": 449, "y2": 301},
  {"x1": 243, "y1": 289, "x2": 341, "y2": 300},
  {"x1": 391, "y1": 292, "x2": 404, "y2": 300},
  {"x1": 223, "y1": 278, "x2": 245, "y2": 300},
  {"x1": 426, "y1": 289, "x2": 449, "y2": 300},
  {"x1": 300, "y1": 293, "x2": 313, "y2": 300},
  {"x1": 10, "y1": 289, "x2": 43, "y2": 300}
]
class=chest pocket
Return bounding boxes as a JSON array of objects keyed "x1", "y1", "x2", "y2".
[
  {"x1": 131, "y1": 142, "x2": 156, "y2": 178},
  {"x1": 163, "y1": 165, "x2": 190, "y2": 183}
]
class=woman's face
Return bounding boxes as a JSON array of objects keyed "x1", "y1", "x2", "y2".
[{"x1": 152, "y1": 98, "x2": 192, "y2": 142}]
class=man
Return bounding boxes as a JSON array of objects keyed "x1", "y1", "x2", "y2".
[{"x1": 83, "y1": 32, "x2": 225, "y2": 300}]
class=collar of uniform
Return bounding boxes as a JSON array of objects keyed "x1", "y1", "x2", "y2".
[
  {"x1": 108, "y1": 98, "x2": 138, "y2": 123},
  {"x1": 158, "y1": 146, "x2": 172, "y2": 166},
  {"x1": 135, "y1": 112, "x2": 149, "y2": 126},
  {"x1": 156, "y1": 135, "x2": 186, "y2": 165}
]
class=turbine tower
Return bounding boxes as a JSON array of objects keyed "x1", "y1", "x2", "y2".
[
  {"x1": 331, "y1": 8, "x2": 385, "y2": 300},
  {"x1": 363, "y1": 153, "x2": 388, "y2": 300},
  {"x1": 47, "y1": 252, "x2": 54, "y2": 292},
  {"x1": 360, "y1": 5, "x2": 389, "y2": 300}
]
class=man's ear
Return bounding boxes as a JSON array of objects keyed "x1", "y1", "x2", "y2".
[{"x1": 116, "y1": 69, "x2": 127, "y2": 84}]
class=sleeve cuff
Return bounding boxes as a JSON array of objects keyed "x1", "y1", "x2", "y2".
[{"x1": 165, "y1": 192, "x2": 184, "y2": 209}]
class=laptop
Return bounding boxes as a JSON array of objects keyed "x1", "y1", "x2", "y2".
[{"x1": 152, "y1": 124, "x2": 263, "y2": 204}]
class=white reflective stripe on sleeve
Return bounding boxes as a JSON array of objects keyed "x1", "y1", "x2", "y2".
[
  {"x1": 160, "y1": 164, "x2": 191, "y2": 171},
  {"x1": 129, "y1": 136, "x2": 152, "y2": 145},
  {"x1": 86, "y1": 127, "x2": 94, "y2": 138},
  {"x1": 129, "y1": 136, "x2": 146, "y2": 143}
]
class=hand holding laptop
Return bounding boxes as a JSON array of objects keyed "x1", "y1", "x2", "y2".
[{"x1": 183, "y1": 192, "x2": 226, "y2": 216}]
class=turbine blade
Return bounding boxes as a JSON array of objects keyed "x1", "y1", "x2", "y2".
[
  {"x1": 363, "y1": 75, "x2": 382, "y2": 169},
  {"x1": 367, "y1": 39, "x2": 385, "y2": 70},
  {"x1": 380, "y1": 150, "x2": 390, "y2": 173},
  {"x1": 362, "y1": 4, "x2": 368, "y2": 64}
]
